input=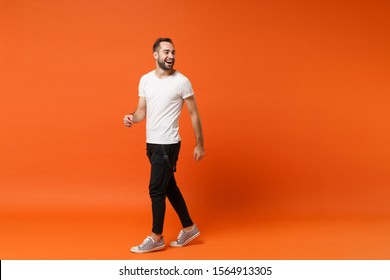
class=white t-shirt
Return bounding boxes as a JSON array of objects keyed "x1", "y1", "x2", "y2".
[{"x1": 138, "y1": 70, "x2": 194, "y2": 144}]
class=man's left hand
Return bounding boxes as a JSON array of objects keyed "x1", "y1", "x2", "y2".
[{"x1": 193, "y1": 146, "x2": 205, "y2": 161}]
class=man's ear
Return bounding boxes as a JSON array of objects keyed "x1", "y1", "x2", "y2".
[{"x1": 153, "y1": 51, "x2": 158, "y2": 60}]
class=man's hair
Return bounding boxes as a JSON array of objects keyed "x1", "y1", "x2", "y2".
[{"x1": 153, "y1": 38, "x2": 174, "y2": 52}]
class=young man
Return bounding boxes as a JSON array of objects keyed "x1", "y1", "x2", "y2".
[{"x1": 123, "y1": 38, "x2": 205, "y2": 253}]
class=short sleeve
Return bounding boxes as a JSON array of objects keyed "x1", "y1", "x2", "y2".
[
  {"x1": 181, "y1": 77, "x2": 194, "y2": 99},
  {"x1": 138, "y1": 75, "x2": 146, "y2": 97}
]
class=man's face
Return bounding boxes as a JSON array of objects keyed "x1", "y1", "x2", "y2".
[{"x1": 154, "y1": 42, "x2": 176, "y2": 70}]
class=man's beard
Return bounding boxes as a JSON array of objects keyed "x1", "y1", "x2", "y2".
[{"x1": 158, "y1": 58, "x2": 175, "y2": 70}]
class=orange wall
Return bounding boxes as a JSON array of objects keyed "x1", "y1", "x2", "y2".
[{"x1": 1, "y1": 0, "x2": 390, "y2": 217}]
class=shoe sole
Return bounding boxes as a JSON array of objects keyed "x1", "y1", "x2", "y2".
[
  {"x1": 130, "y1": 244, "x2": 165, "y2": 253},
  {"x1": 170, "y1": 231, "x2": 200, "y2": 247}
]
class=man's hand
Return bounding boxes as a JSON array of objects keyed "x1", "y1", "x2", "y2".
[
  {"x1": 124, "y1": 97, "x2": 146, "y2": 127},
  {"x1": 123, "y1": 114, "x2": 134, "y2": 127},
  {"x1": 193, "y1": 146, "x2": 205, "y2": 161}
]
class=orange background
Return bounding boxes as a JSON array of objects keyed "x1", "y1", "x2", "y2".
[{"x1": 1, "y1": 0, "x2": 390, "y2": 259}]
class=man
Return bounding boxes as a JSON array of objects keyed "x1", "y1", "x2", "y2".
[{"x1": 123, "y1": 38, "x2": 205, "y2": 253}]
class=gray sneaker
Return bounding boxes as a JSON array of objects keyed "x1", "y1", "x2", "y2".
[
  {"x1": 130, "y1": 236, "x2": 165, "y2": 253},
  {"x1": 170, "y1": 225, "x2": 200, "y2": 247}
]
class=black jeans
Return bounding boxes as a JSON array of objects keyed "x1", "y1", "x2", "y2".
[{"x1": 146, "y1": 142, "x2": 193, "y2": 234}]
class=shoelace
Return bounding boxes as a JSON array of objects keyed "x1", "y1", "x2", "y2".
[
  {"x1": 177, "y1": 230, "x2": 185, "y2": 242},
  {"x1": 140, "y1": 236, "x2": 153, "y2": 247}
]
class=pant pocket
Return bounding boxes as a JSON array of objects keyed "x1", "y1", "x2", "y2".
[{"x1": 147, "y1": 144, "x2": 165, "y2": 164}]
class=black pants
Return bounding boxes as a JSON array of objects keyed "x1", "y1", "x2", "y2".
[{"x1": 146, "y1": 142, "x2": 193, "y2": 234}]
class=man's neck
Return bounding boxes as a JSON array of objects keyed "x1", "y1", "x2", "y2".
[{"x1": 154, "y1": 68, "x2": 175, "y2": 79}]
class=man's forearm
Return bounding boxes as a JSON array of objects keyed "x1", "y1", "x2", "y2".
[
  {"x1": 191, "y1": 114, "x2": 204, "y2": 147},
  {"x1": 132, "y1": 110, "x2": 146, "y2": 123}
]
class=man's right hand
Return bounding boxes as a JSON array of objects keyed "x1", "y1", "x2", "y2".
[{"x1": 123, "y1": 114, "x2": 134, "y2": 127}]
